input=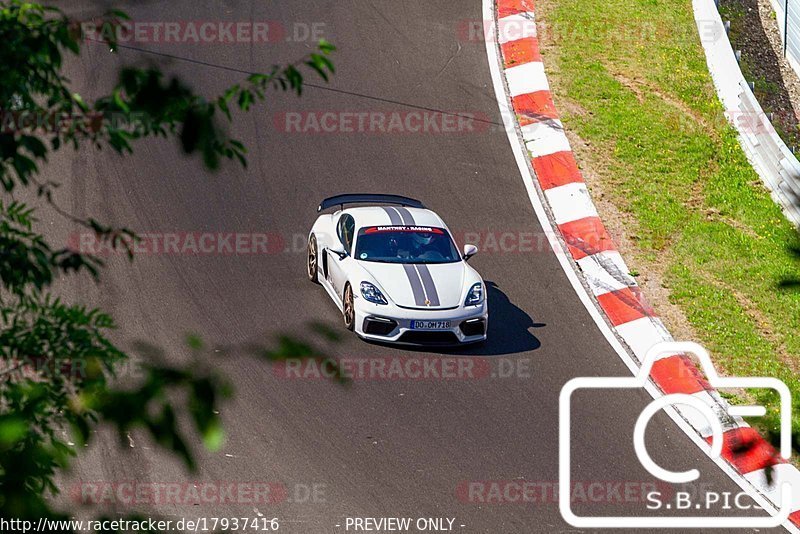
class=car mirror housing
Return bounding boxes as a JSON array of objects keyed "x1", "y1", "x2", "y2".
[
  {"x1": 329, "y1": 241, "x2": 347, "y2": 258},
  {"x1": 463, "y1": 244, "x2": 478, "y2": 260}
]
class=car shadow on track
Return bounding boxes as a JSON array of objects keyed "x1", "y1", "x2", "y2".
[{"x1": 450, "y1": 281, "x2": 543, "y2": 356}]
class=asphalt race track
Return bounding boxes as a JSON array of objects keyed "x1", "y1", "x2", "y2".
[{"x1": 47, "y1": 1, "x2": 783, "y2": 532}]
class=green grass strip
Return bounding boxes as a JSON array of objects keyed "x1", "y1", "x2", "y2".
[{"x1": 538, "y1": 0, "x2": 800, "y2": 443}]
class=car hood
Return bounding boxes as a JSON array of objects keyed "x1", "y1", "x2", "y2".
[{"x1": 359, "y1": 261, "x2": 466, "y2": 309}]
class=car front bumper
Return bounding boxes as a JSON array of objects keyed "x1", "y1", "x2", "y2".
[{"x1": 353, "y1": 300, "x2": 488, "y2": 346}]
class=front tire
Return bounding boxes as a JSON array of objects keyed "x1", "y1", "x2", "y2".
[
  {"x1": 307, "y1": 235, "x2": 319, "y2": 284},
  {"x1": 342, "y1": 283, "x2": 355, "y2": 331}
]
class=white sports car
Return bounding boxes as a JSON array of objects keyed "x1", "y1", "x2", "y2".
[{"x1": 307, "y1": 194, "x2": 488, "y2": 346}]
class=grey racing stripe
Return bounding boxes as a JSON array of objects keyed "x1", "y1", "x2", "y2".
[
  {"x1": 402, "y1": 264, "x2": 427, "y2": 306},
  {"x1": 415, "y1": 264, "x2": 440, "y2": 306},
  {"x1": 381, "y1": 206, "x2": 402, "y2": 225},
  {"x1": 395, "y1": 206, "x2": 416, "y2": 225}
]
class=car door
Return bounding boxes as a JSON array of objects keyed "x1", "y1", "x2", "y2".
[{"x1": 327, "y1": 213, "x2": 355, "y2": 301}]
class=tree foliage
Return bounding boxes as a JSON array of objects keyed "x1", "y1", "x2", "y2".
[{"x1": 0, "y1": 0, "x2": 338, "y2": 526}]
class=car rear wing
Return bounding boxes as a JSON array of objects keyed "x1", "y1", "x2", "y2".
[{"x1": 317, "y1": 194, "x2": 426, "y2": 212}]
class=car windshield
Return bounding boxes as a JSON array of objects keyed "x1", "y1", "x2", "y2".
[{"x1": 354, "y1": 226, "x2": 460, "y2": 264}]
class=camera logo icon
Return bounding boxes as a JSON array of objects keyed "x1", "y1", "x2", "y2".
[{"x1": 559, "y1": 341, "x2": 793, "y2": 528}]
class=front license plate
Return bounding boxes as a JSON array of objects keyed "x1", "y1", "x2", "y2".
[{"x1": 410, "y1": 320, "x2": 451, "y2": 330}]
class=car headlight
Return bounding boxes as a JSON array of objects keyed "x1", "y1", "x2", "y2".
[
  {"x1": 464, "y1": 282, "x2": 484, "y2": 306},
  {"x1": 360, "y1": 281, "x2": 388, "y2": 305}
]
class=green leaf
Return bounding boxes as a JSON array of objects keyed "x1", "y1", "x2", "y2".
[
  {"x1": 284, "y1": 66, "x2": 304, "y2": 95},
  {"x1": 186, "y1": 333, "x2": 204, "y2": 350},
  {"x1": 318, "y1": 39, "x2": 336, "y2": 54},
  {"x1": 112, "y1": 89, "x2": 130, "y2": 113},
  {"x1": 202, "y1": 420, "x2": 225, "y2": 452},
  {"x1": 72, "y1": 92, "x2": 89, "y2": 112},
  {"x1": 305, "y1": 56, "x2": 329, "y2": 82},
  {"x1": 237, "y1": 89, "x2": 253, "y2": 111},
  {"x1": 0, "y1": 418, "x2": 27, "y2": 447},
  {"x1": 217, "y1": 96, "x2": 231, "y2": 121}
]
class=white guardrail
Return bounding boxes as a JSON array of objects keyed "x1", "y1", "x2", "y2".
[
  {"x1": 695, "y1": 0, "x2": 800, "y2": 227},
  {"x1": 769, "y1": 0, "x2": 800, "y2": 81}
]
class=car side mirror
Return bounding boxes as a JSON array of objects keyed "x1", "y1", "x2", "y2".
[
  {"x1": 328, "y1": 241, "x2": 347, "y2": 259},
  {"x1": 463, "y1": 244, "x2": 478, "y2": 260}
]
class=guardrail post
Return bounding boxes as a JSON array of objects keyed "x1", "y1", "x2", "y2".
[{"x1": 786, "y1": 0, "x2": 790, "y2": 58}]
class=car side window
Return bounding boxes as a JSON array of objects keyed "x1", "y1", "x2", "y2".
[
  {"x1": 337, "y1": 214, "x2": 356, "y2": 253},
  {"x1": 343, "y1": 215, "x2": 355, "y2": 253}
]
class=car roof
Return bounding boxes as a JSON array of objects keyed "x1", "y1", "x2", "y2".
[{"x1": 339, "y1": 206, "x2": 447, "y2": 230}]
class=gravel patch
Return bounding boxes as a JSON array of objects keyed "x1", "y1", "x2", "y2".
[{"x1": 720, "y1": 0, "x2": 800, "y2": 147}]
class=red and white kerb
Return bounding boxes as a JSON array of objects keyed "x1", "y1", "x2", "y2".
[{"x1": 494, "y1": 0, "x2": 800, "y2": 524}]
